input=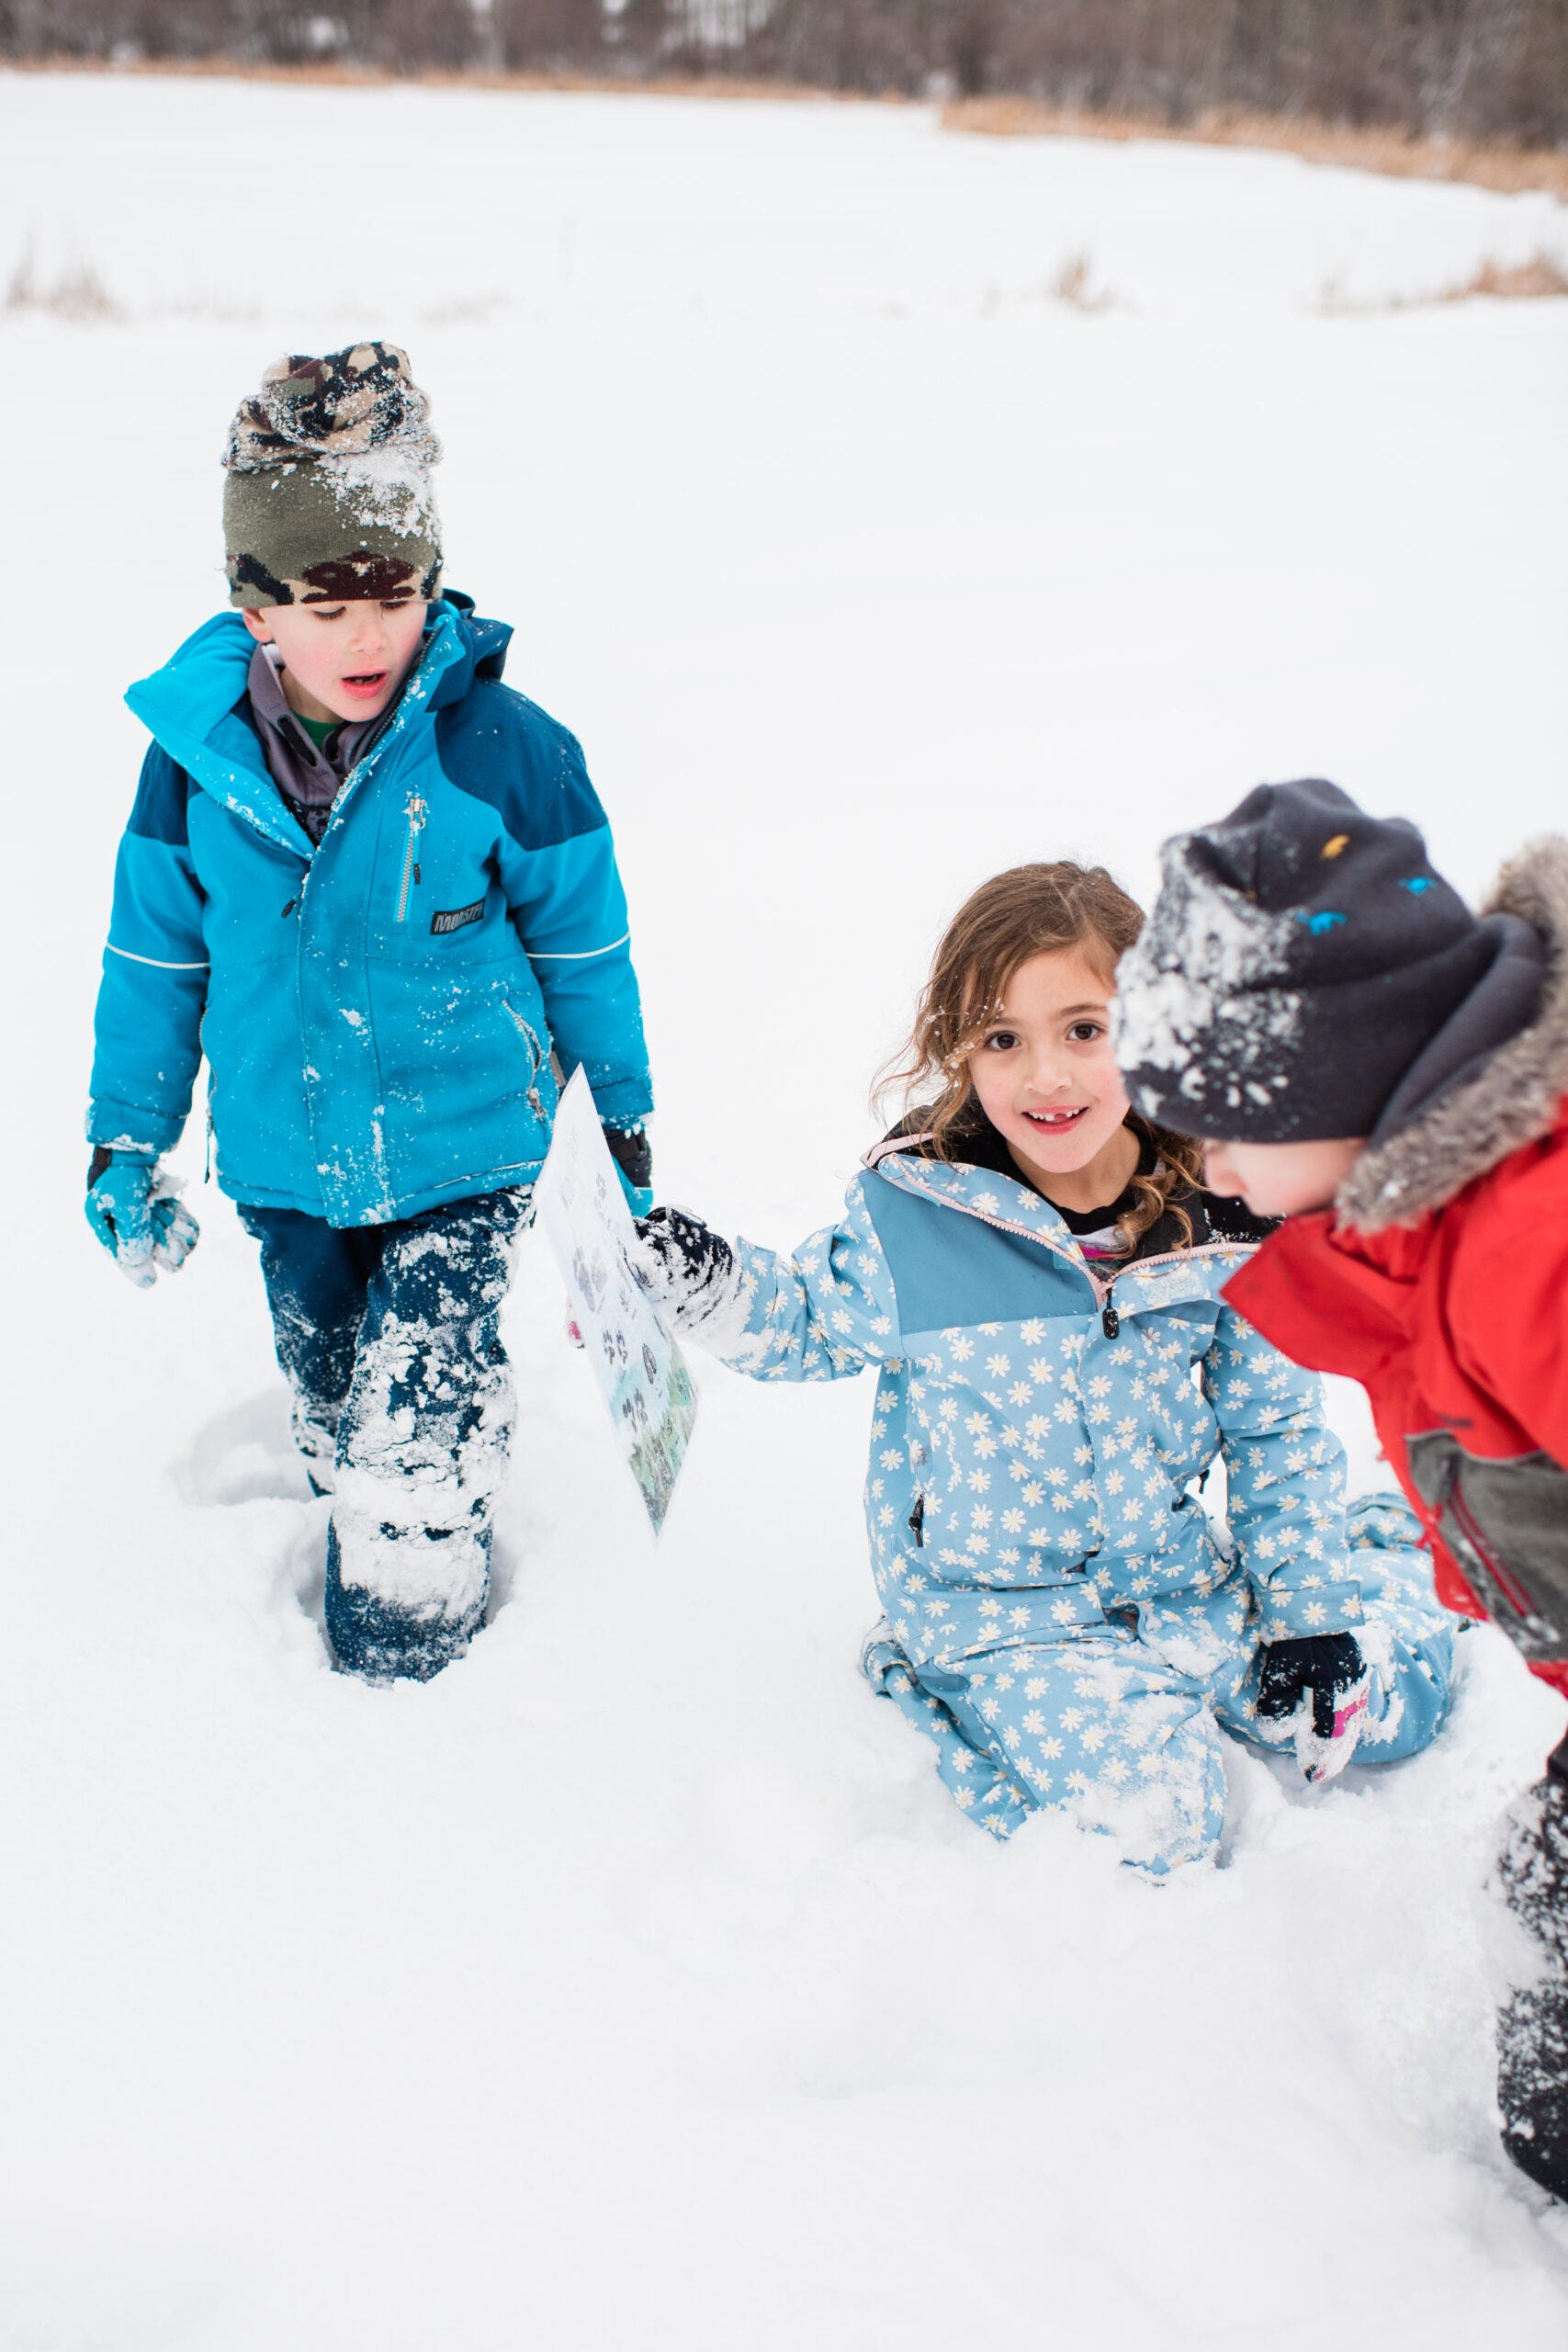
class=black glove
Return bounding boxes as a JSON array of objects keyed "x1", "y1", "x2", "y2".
[
  {"x1": 1256, "y1": 1631, "x2": 1370, "y2": 1783},
  {"x1": 602, "y1": 1122, "x2": 653, "y2": 1215},
  {"x1": 629, "y1": 1206, "x2": 740, "y2": 1334},
  {"x1": 1258, "y1": 1632, "x2": 1364, "y2": 1734}
]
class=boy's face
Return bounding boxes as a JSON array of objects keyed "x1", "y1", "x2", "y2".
[
  {"x1": 242, "y1": 594, "x2": 428, "y2": 725},
  {"x1": 1203, "y1": 1136, "x2": 1364, "y2": 1218}
]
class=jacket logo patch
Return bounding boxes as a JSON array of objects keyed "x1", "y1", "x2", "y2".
[{"x1": 431, "y1": 896, "x2": 487, "y2": 936}]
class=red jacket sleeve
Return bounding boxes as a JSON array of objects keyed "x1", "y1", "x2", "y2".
[{"x1": 1447, "y1": 1138, "x2": 1568, "y2": 1472}]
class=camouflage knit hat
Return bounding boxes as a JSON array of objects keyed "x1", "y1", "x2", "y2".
[{"x1": 221, "y1": 342, "x2": 443, "y2": 607}]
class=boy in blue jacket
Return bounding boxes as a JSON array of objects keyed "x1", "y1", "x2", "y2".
[{"x1": 85, "y1": 344, "x2": 654, "y2": 1683}]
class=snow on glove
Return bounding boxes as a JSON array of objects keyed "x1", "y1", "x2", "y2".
[
  {"x1": 602, "y1": 1122, "x2": 654, "y2": 1218},
  {"x1": 1256, "y1": 1631, "x2": 1371, "y2": 1785},
  {"x1": 628, "y1": 1206, "x2": 748, "y2": 1343},
  {"x1": 85, "y1": 1147, "x2": 199, "y2": 1290}
]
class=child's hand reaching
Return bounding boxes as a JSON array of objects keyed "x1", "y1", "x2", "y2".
[
  {"x1": 628, "y1": 1207, "x2": 747, "y2": 1342},
  {"x1": 85, "y1": 1148, "x2": 199, "y2": 1289},
  {"x1": 1256, "y1": 1632, "x2": 1371, "y2": 1784}
]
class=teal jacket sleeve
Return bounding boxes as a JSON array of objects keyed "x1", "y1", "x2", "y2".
[
  {"x1": 86, "y1": 745, "x2": 209, "y2": 1152},
  {"x1": 1201, "y1": 1298, "x2": 1364, "y2": 1640},
  {"x1": 710, "y1": 1176, "x2": 901, "y2": 1384}
]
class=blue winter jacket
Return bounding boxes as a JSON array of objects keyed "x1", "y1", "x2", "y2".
[
  {"x1": 88, "y1": 596, "x2": 652, "y2": 1227},
  {"x1": 715, "y1": 1141, "x2": 1366, "y2": 1665}
]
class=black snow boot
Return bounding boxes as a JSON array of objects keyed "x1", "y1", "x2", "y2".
[{"x1": 1496, "y1": 1744, "x2": 1568, "y2": 2201}]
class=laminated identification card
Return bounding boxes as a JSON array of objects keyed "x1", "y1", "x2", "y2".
[{"x1": 534, "y1": 1069, "x2": 697, "y2": 1536}]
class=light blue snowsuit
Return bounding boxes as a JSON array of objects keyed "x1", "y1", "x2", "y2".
[{"x1": 711, "y1": 1142, "x2": 1456, "y2": 1871}]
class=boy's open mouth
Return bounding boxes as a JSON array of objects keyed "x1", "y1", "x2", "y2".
[
  {"x1": 340, "y1": 670, "x2": 389, "y2": 698},
  {"x1": 1023, "y1": 1106, "x2": 1089, "y2": 1129}
]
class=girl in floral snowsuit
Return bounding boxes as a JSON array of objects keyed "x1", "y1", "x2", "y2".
[{"x1": 631, "y1": 865, "x2": 1457, "y2": 1871}]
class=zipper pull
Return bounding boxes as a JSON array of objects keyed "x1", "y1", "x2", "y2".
[
  {"x1": 395, "y1": 797, "x2": 429, "y2": 925},
  {"x1": 1101, "y1": 1304, "x2": 1121, "y2": 1339},
  {"x1": 280, "y1": 899, "x2": 296, "y2": 920}
]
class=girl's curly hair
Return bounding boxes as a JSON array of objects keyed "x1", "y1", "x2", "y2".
[{"x1": 880, "y1": 861, "x2": 1204, "y2": 1254}]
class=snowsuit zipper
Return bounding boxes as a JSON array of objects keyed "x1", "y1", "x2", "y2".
[{"x1": 395, "y1": 796, "x2": 428, "y2": 924}]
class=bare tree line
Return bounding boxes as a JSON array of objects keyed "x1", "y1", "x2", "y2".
[{"x1": 5, "y1": 0, "x2": 1565, "y2": 145}]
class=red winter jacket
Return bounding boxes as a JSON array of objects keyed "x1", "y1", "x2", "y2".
[
  {"x1": 1223, "y1": 843, "x2": 1568, "y2": 1701},
  {"x1": 1227, "y1": 1114, "x2": 1568, "y2": 1697}
]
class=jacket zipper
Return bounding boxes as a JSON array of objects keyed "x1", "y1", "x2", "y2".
[
  {"x1": 1098, "y1": 1246, "x2": 1226, "y2": 1339},
  {"x1": 502, "y1": 1001, "x2": 547, "y2": 1120},
  {"x1": 394, "y1": 795, "x2": 428, "y2": 924},
  {"x1": 1444, "y1": 1476, "x2": 1552, "y2": 1635}
]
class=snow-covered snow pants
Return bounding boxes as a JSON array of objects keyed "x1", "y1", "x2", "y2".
[
  {"x1": 240, "y1": 1188, "x2": 532, "y2": 1682},
  {"x1": 864, "y1": 1495, "x2": 1457, "y2": 1872},
  {"x1": 1496, "y1": 1753, "x2": 1568, "y2": 2201}
]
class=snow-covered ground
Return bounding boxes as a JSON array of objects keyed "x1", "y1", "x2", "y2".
[{"x1": 3, "y1": 69, "x2": 1567, "y2": 2349}]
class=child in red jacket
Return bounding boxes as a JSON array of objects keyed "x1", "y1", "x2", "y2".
[{"x1": 1112, "y1": 776, "x2": 1568, "y2": 2202}]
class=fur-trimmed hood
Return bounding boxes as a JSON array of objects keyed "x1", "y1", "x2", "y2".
[{"x1": 1337, "y1": 837, "x2": 1568, "y2": 1232}]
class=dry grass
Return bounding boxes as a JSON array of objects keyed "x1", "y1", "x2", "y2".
[
  {"x1": 2, "y1": 53, "x2": 862, "y2": 106},
  {"x1": 1051, "y1": 252, "x2": 1118, "y2": 311},
  {"x1": 942, "y1": 95, "x2": 1568, "y2": 202},
  {"x1": 4, "y1": 243, "x2": 120, "y2": 322},
  {"x1": 1446, "y1": 251, "x2": 1568, "y2": 297},
  {"x1": 8, "y1": 57, "x2": 1565, "y2": 203},
  {"x1": 1318, "y1": 246, "x2": 1568, "y2": 312}
]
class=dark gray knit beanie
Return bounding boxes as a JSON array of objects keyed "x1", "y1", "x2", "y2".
[
  {"x1": 1113, "y1": 778, "x2": 1545, "y2": 1143},
  {"x1": 221, "y1": 342, "x2": 442, "y2": 608}
]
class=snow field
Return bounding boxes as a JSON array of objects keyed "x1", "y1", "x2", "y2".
[{"x1": 3, "y1": 68, "x2": 1567, "y2": 2348}]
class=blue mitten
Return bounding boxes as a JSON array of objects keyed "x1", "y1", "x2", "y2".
[
  {"x1": 602, "y1": 1122, "x2": 653, "y2": 1218},
  {"x1": 85, "y1": 1147, "x2": 199, "y2": 1289}
]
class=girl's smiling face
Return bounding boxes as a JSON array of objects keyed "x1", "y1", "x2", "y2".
[{"x1": 964, "y1": 944, "x2": 1137, "y2": 1207}]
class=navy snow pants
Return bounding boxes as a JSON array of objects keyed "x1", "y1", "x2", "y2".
[
  {"x1": 1497, "y1": 1741, "x2": 1568, "y2": 2202},
  {"x1": 240, "y1": 1188, "x2": 532, "y2": 1682}
]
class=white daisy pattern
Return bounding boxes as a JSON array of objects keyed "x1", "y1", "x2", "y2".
[{"x1": 695, "y1": 1151, "x2": 1456, "y2": 1872}]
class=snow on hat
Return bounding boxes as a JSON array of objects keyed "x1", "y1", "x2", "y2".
[
  {"x1": 221, "y1": 342, "x2": 443, "y2": 608},
  {"x1": 1112, "y1": 778, "x2": 1540, "y2": 1143}
]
